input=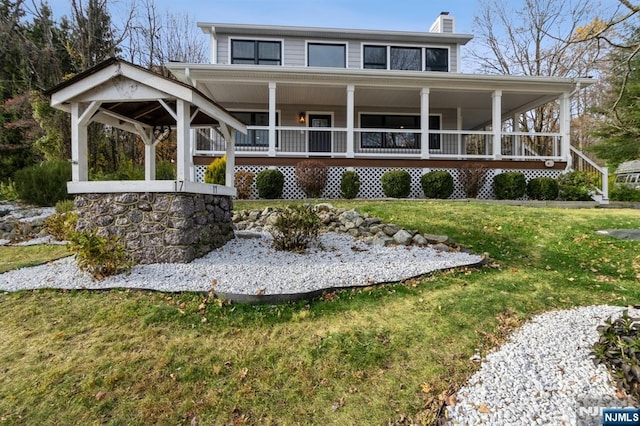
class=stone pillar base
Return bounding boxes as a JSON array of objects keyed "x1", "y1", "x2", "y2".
[{"x1": 74, "y1": 192, "x2": 234, "y2": 264}]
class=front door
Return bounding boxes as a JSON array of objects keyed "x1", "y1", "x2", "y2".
[{"x1": 308, "y1": 114, "x2": 332, "y2": 153}]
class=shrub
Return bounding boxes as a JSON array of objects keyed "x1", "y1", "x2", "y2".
[
  {"x1": 610, "y1": 185, "x2": 640, "y2": 202},
  {"x1": 381, "y1": 170, "x2": 411, "y2": 198},
  {"x1": 204, "y1": 156, "x2": 226, "y2": 185},
  {"x1": 156, "y1": 160, "x2": 176, "y2": 180},
  {"x1": 340, "y1": 170, "x2": 360, "y2": 199},
  {"x1": 592, "y1": 310, "x2": 640, "y2": 401},
  {"x1": 234, "y1": 170, "x2": 255, "y2": 199},
  {"x1": 557, "y1": 171, "x2": 596, "y2": 201},
  {"x1": 68, "y1": 230, "x2": 132, "y2": 280},
  {"x1": 459, "y1": 163, "x2": 488, "y2": 198},
  {"x1": 45, "y1": 211, "x2": 77, "y2": 241},
  {"x1": 295, "y1": 160, "x2": 328, "y2": 198},
  {"x1": 269, "y1": 205, "x2": 320, "y2": 252},
  {"x1": 421, "y1": 170, "x2": 454, "y2": 199},
  {"x1": 55, "y1": 199, "x2": 75, "y2": 214},
  {"x1": 91, "y1": 160, "x2": 144, "y2": 181},
  {"x1": 14, "y1": 160, "x2": 72, "y2": 206},
  {"x1": 256, "y1": 169, "x2": 284, "y2": 199},
  {"x1": 493, "y1": 171, "x2": 527, "y2": 200},
  {"x1": 527, "y1": 177, "x2": 559, "y2": 200},
  {"x1": 0, "y1": 179, "x2": 18, "y2": 201}
]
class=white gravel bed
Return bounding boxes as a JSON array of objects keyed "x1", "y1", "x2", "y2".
[
  {"x1": 0, "y1": 231, "x2": 482, "y2": 294},
  {"x1": 447, "y1": 305, "x2": 639, "y2": 426}
]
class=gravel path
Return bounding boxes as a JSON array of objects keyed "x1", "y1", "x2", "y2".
[
  {"x1": 0, "y1": 231, "x2": 482, "y2": 294},
  {"x1": 447, "y1": 305, "x2": 638, "y2": 425}
]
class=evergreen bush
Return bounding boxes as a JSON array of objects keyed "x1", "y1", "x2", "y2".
[
  {"x1": 295, "y1": 160, "x2": 328, "y2": 198},
  {"x1": 381, "y1": 170, "x2": 411, "y2": 198},
  {"x1": 256, "y1": 169, "x2": 284, "y2": 199},
  {"x1": 14, "y1": 160, "x2": 72, "y2": 206},
  {"x1": 557, "y1": 171, "x2": 596, "y2": 201},
  {"x1": 204, "y1": 156, "x2": 226, "y2": 185},
  {"x1": 610, "y1": 185, "x2": 640, "y2": 202},
  {"x1": 421, "y1": 170, "x2": 454, "y2": 199},
  {"x1": 340, "y1": 170, "x2": 360, "y2": 199},
  {"x1": 527, "y1": 177, "x2": 559, "y2": 200},
  {"x1": 493, "y1": 171, "x2": 527, "y2": 200}
]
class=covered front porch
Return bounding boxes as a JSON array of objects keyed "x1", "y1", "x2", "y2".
[{"x1": 164, "y1": 64, "x2": 592, "y2": 166}]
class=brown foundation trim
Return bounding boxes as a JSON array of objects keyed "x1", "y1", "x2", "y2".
[{"x1": 194, "y1": 155, "x2": 566, "y2": 170}]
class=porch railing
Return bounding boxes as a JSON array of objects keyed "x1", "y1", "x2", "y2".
[
  {"x1": 194, "y1": 126, "x2": 563, "y2": 161},
  {"x1": 570, "y1": 146, "x2": 609, "y2": 203}
]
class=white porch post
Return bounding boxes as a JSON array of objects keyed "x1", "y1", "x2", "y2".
[
  {"x1": 346, "y1": 84, "x2": 355, "y2": 158},
  {"x1": 221, "y1": 124, "x2": 236, "y2": 188},
  {"x1": 135, "y1": 126, "x2": 155, "y2": 181},
  {"x1": 492, "y1": 90, "x2": 502, "y2": 160},
  {"x1": 70, "y1": 102, "x2": 88, "y2": 182},
  {"x1": 457, "y1": 107, "x2": 463, "y2": 158},
  {"x1": 176, "y1": 99, "x2": 191, "y2": 182},
  {"x1": 420, "y1": 88, "x2": 430, "y2": 159},
  {"x1": 560, "y1": 92, "x2": 571, "y2": 161},
  {"x1": 513, "y1": 113, "x2": 521, "y2": 157},
  {"x1": 268, "y1": 82, "x2": 277, "y2": 157}
]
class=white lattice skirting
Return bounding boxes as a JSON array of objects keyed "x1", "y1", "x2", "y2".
[{"x1": 195, "y1": 165, "x2": 562, "y2": 200}]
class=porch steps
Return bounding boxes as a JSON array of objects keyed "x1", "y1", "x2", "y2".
[{"x1": 570, "y1": 146, "x2": 609, "y2": 205}]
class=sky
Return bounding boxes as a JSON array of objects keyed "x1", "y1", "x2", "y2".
[{"x1": 44, "y1": 0, "x2": 481, "y2": 33}]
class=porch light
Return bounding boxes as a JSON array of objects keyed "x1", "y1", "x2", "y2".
[{"x1": 298, "y1": 112, "x2": 306, "y2": 124}]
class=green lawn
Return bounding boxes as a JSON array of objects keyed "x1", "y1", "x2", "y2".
[{"x1": 0, "y1": 201, "x2": 639, "y2": 425}]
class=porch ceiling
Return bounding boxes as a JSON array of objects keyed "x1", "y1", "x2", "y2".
[{"x1": 197, "y1": 80, "x2": 558, "y2": 129}]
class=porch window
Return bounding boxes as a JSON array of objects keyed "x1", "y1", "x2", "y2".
[
  {"x1": 390, "y1": 47, "x2": 421, "y2": 71},
  {"x1": 360, "y1": 114, "x2": 441, "y2": 149},
  {"x1": 363, "y1": 45, "x2": 387, "y2": 69},
  {"x1": 360, "y1": 114, "x2": 420, "y2": 149},
  {"x1": 308, "y1": 43, "x2": 346, "y2": 68},
  {"x1": 231, "y1": 40, "x2": 281, "y2": 65},
  {"x1": 425, "y1": 48, "x2": 448, "y2": 72},
  {"x1": 231, "y1": 111, "x2": 278, "y2": 146}
]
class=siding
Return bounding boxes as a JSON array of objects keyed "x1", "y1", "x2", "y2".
[{"x1": 214, "y1": 32, "x2": 461, "y2": 71}]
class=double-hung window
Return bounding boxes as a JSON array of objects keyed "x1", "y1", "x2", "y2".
[
  {"x1": 307, "y1": 42, "x2": 346, "y2": 68},
  {"x1": 231, "y1": 39, "x2": 281, "y2": 65}
]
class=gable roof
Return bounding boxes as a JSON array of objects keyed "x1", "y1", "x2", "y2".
[{"x1": 45, "y1": 57, "x2": 246, "y2": 132}]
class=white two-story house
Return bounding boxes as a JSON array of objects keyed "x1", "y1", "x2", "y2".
[{"x1": 164, "y1": 13, "x2": 606, "y2": 200}]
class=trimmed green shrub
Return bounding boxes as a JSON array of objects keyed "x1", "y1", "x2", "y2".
[
  {"x1": 55, "y1": 199, "x2": 75, "y2": 214},
  {"x1": 204, "y1": 156, "x2": 226, "y2": 185},
  {"x1": 340, "y1": 170, "x2": 361, "y2": 199},
  {"x1": 610, "y1": 185, "x2": 640, "y2": 202},
  {"x1": 156, "y1": 160, "x2": 176, "y2": 180},
  {"x1": 421, "y1": 170, "x2": 454, "y2": 199},
  {"x1": 14, "y1": 160, "x2": 72, "y2": 206},
  {"x1": 557, "y1": 171, "x2": 596, "y2": 201},
  {"x1": 234, "y1": 170, "x2": 255, "y2": 200},
  {"x1": 269, "y1": 205, "x2": 320, "y2": 252},
  {"x1": 256, "y1": 169, "x2": 285, "y2": 199},
  {"x1": 68, "y1": 230, "x2": 132, "y2": 280},
  {"x1": 592, "y1": 310, "x2": 640, "y2": 401},
  {"x1": 493, "y1": 171, "x2": 526, "y2": 200},
  {"x1": 527, "y1": 177, "x2": 559, "y2": 200},
  {"x1": 381, "y1": 170, "x2": 411, "y2": 198},
  {"x1": 295, "y1": 160, "x2": 328, "y2": 198}
]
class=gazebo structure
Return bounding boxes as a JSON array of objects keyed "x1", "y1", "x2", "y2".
[{"x1": 47, "y1": 58, "x2": 247, "y2": 264}]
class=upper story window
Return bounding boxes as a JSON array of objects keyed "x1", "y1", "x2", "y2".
[
  {"x1": 307, "y1": 42, "x2": 346, "y2": 68},
  {"x1": 231, "y1": 39, "x2": 281, "y2": 65},
  {"x1": 363, "y1": 45, "x2": 449, "y2": 72},
  {"x1": 425, "y1": 48, "x2": 448, "y2": 71}
]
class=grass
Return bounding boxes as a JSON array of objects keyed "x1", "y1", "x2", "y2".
[
  {"x1": 1, "y1": 200, "x2": 639, "y2": 424},
  {"x1": 0, "y1": 245, "x2": 70, "y2": 273}
]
